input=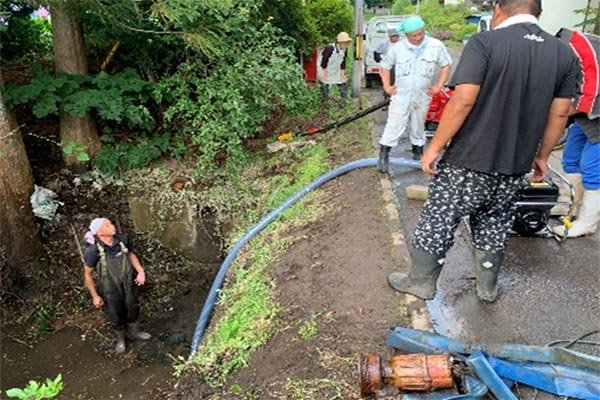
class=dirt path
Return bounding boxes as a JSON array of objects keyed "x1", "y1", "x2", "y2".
[{"x1": 175, "y1": 167, "x2": 410, "y2": 399}]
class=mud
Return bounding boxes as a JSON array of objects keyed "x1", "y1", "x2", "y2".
[{"x1": 1, "y1": 266, "x2": 218, "y2": 399}]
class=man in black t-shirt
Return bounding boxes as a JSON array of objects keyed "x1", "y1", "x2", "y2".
[
  {"x1": 83, "y1": 218, "x2": 151, "y2": 353},
  {"x1": 387, "y1": 0, "x2": 579, "y2": 302}
]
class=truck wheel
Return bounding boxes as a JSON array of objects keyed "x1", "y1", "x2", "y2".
[{"x1": 365, "y1": 75, "x2": 374, "y2": 88}]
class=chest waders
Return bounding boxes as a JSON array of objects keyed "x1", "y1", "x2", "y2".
[{"x1": 96, "y1": 242, "x2": 139, "y2": 329}]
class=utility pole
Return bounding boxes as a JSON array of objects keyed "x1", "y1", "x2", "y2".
[{"x1": 352, "y1": 0, "x2": 364, "y2": 100}]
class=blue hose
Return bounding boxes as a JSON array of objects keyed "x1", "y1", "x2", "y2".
[{"x1": 189, "y1": 157, "x2": 421, "y2": 358}]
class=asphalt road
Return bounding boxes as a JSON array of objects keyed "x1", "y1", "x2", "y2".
[{"x1": 367, "y1": 81, "x2": 600, "y2": 397}]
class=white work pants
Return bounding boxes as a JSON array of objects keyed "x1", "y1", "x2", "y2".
[{"x1": 380, "y1": 92, "x2": 430, "y2": 147}]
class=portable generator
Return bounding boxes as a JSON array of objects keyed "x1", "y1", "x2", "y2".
[{"x1": 512, "y1": 166, "x2": 575, "y2": 238}]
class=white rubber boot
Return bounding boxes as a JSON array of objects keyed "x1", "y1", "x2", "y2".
[
  {"x1": 554, "y1": 189, "x2": 600, "y2": 237},
  {"x1": 552, "y1": 173, "x2": 584, "y2": 216}
]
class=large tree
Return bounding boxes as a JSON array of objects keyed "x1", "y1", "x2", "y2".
[
  {"x1": 49, "y1": 0, "x2": 101, "y2": 170},
  {"x1": 0, "y1": 73, "x2": 46, "y2": 282}
]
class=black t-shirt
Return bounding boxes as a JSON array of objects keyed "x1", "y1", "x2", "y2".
[
  {"x1": 84, "y1": 234, "x2": 133, "y2": 268},
  {"x1": 443, "y1": 23, "x2": 579, "y2": 175}
]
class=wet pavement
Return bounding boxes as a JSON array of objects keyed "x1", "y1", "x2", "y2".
[{"x1": 369, "y1": 84, "x2": 600, "y2": 397}]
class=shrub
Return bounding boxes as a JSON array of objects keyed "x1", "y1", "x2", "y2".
[
  {"x1": 159, "y1": 24, "x2": 317, "y2": 176},
  {"x1": 391, "y1": 0, "x2": 475, "y2": 41},
  {"x1": 1, "y1": 5, "x2": 53, "y2": 62},
  {"x1": 306, "y1": 0, "x2": 354, "y2": 45},
  {"x1": 259, "y1": 0, "x2": 321, "y2": 56}
]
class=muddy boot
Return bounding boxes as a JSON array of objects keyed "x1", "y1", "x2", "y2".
[
  {"x1": 474, "y1": 249, "x2": 504, "y2": 303},
  {"x1": 378, "y1": 145, "x2": 391, "y2": 174},
  {"x1": 387, "y1": 247, "x2": 445, "y2": 300},
  {"x1": 115, "y1": 328, "x2": 126, "y2": 354},
  {"x1": 126, "y1": 323, "x2": 151, "y2": 341}
]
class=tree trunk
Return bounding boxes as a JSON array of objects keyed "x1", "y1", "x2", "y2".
[
  {"x1": 0, "y1": 74, "x2": 46, "y2": 283},
  {"x1": 49, "y1": 0, "x2": 101, "y2": 170},
  {"x1": 594, "y1": 3, "x2": 600, "y2": 35}
]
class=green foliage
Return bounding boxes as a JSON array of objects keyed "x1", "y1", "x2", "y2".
[
  {"x1": 282, "y1": 378, "x2": 345, "y2": 400},
  {"x1": 17, "y1": 302, "x2": 57, "y2": 333},
  {"x1": 95, "y1": 133, "x2": 171, "y2": 173},
  {"x1": 6, "y1": 374, "x2": 63, "y2": 400},
  {"x1": 61, "y1": 141, "x2": 90, "y2": 162},
  {"x1": 187, "y1": 237, "x2": 282, "y2": 386},
  {"x1": 392, "y1": 0, "x2": 412, "y2": 12},
  {"x1": 306, "y1": 0, "x2": 354, "y2": 45},
  {"x1": 366, "y1": 0, "x2": 394, "y2": 8},
  {"x1": 259, "y1": 0, "x2": 321, "y2": 56},
  {"x1": 142, "y1": 0, "x2": 260, "y2": 59},
  {"x1": 574, "y1": 6, "x2": 600, "y2": 34},
  {"x1": 159, "y1": 24, "x2": 317, "y2": 175},
  {"x1": 391, "y1": 0, "x2": 474, "y2": 41},
  {"x1": 3, "y1": 69, "x2": 156, "y2": 130},
  {"x1": 298, "y1": 317, "x2": 318, "y2": 339},
  {"x1": 1, "y1": 4, "x2": 53, "y2": 62}
]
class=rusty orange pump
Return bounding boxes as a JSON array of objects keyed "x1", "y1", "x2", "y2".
[{"x1": 359, "y1": 353, "x2": 454, "y2": 396}]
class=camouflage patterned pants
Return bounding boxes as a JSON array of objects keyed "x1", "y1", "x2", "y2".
[{"x1": 413, "y1": 161, "x2": 523, "y2": 255}]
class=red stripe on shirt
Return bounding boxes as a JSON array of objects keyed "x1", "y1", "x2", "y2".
[{"x1": 570, "y1": 32, "x2": 599, "y2": 113}]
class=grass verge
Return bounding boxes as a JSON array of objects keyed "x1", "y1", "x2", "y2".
[
  {"x1": 174, "y1": 144, "x2": 332, "y2": 385},
  {"x1": 173, "y1": 97, "x2": 374, "y2": 389}
]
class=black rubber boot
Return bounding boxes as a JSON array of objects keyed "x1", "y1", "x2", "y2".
[
  {"x1": 115, "y1": 328, "x2": 126, "y2": 354},
  {"x1": 378, "y1": 145, "x2": 391, "y2": 174},
  {"x1": 412, "y1": 145, "x2": 424, "y2": 160},
  {"x1": 387, "y1": 247, "x2": 445, "y2": 300},
  {"x1": 474, "y1": 249, "x2": 504, "y2": 302},
  {"x1": 126, "y1": 323, "x2": 152, "y2": 340}
]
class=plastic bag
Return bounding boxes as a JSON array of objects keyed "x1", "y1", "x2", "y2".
[{"x1": 30, "y1": 185, "x2": 62, "y2": 220}]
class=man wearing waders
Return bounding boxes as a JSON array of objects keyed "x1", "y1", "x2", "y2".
[
  {"x1": 387, "y1": 0, "x2": 579, "y2": 302},
  {"x1": 318, "y1": 32, "x2": 353, "y2": 101},
  {"x1": 83, "y1": 218, "x2": 151, "y2": 353},
  {"x1": 377, "y1": 16, "x2": 451, "y2": 167}
]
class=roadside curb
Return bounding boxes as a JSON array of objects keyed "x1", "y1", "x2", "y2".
[{"x1": 371, "y1": 121, "x2": 434, "y2": 332}]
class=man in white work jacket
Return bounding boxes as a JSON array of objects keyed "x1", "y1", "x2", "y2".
[
  {"x1": 378, "y1": 16, "x2": 452, "y2": 170},
  {"x1": 318, "y1": 31, "x2": 353, "y2": 101}
]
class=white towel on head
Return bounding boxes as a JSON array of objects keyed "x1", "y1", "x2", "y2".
[{"x1": 84, "y1": 218, "x2": 106, "y2": 244}]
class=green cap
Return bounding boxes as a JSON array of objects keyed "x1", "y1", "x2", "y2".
[{"x1": 399, "y1": 16, "x2": 425, "y2": 34}]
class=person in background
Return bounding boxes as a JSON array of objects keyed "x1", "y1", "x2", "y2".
[
  {"x1": 387, "y1": 0, "x2": 579, "y2": 302},
  {"x1": 374, "y1": 28, "x2": 400, "y2": 63},
  {"x1": 553, "y1": 29, "x2": 600, "y2": 238},
  {"x1": 318, "y1": 31, "x2": 353, "y2": 101},
  {"x1": 378, "y1": 16, "x2": 452, "y2": 168},
  {"x1": 83, "y1": 218, "x2": 151, "y2": 354},
  {"x1": 375, "y1": 28, "x2": 401, "y2": 100}
]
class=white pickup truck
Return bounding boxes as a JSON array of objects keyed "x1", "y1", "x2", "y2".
[{"x1": 363, "y1": 15, "x2": 408, "y2": 88}]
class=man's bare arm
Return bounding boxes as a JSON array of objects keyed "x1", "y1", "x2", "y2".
[{"x1": 531, "y1": 98, "x2": 572, "y2": 182}]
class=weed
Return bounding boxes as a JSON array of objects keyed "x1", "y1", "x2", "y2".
[
  {"x1": 299, "y1": 319, "x2": 318, "y2": 340},
  {"x1": 5, "y1": 374, "x2": 63, "y2": 400},
  {"x1": 298, "y1": 310, "x2": 324, "y2": 340},
  {"x1": 17, "y1": 302, "x2": 56, "y2": 333},
  {"x1": 282, "y1": 378, "x2": 345, "y2": 400}
]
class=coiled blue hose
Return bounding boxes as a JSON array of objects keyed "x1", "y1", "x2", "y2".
[{"x1": 189, "y1": 157, "x2": 421, "y2": 358}]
